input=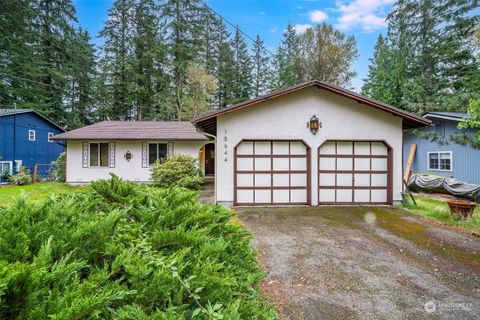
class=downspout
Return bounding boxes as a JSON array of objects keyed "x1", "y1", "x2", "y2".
[{"x1": 196, "y1": 126, "x2": 217, "y2": 204}]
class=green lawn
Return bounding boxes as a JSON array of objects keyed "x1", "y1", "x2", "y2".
[
  {"x1": 403, "y1": 194, "x2": 480, "y2": 233},
  {"x1": 0, "y1": 182, "x2": 81, "y2": 206}
]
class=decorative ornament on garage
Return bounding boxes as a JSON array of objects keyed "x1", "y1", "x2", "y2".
[{"x1": 307, "y1": 115, "x2": 321, "y2": 135}]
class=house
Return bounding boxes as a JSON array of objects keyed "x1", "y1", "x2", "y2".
[
  {"x1": 0, "y1": 109, "x2": 65, "y2": 182},
  {"x1": 403, "y1": 112, "x2": 480, "y2": 185},
  {"x1": 54, "y1": 80, "x2": 430, "y2": 206},
  {"x1": 51, "y1": 121, "x2": 213, "y2": 184}
]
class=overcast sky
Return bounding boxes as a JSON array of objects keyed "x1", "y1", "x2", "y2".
[{"x1": 73, "y1": 0, "x2": 396, "y2": 92}]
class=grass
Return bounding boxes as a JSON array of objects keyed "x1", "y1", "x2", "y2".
[
  {"x1": 403, "y1": 193, "x2": 480, "y2": 233},
  {"x1": 0, "y1": 182, "x2": 81, "y2": 206}
]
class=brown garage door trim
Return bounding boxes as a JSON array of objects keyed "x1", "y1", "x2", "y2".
[
  {"x1": 234, "y1": 139, "x2": 311, "y2": 206},
  {"x1": 318, "y1": 140, "x2": 393, "y2": 205}
]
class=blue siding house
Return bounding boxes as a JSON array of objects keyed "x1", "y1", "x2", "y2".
[
  {"x1": 0, "y1": 109, "x2": 65, "y2": 182},
  {"x1": 403, "y1": 112, "x2": 480, "y2": 185}
]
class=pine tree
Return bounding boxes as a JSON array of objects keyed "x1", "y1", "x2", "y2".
[
  {"x1": 161, "y1": 0, "x2": 206, "y2": 120},
  {"x1": 67, "y1": 29, "x2": 97, "y2": 128},
  {"x1": 230, "y1": 27, "x2": 252, "y2": 104},
  {"x1": 99, "y1": 0, "x2": 135, "y2": 120},
  {"x1": 365, "y1": 0, "x2": 480, "y2": 113},
  {"x1": 271, "y1": 23, "x2": 297, "y2": 90},
  {"x1": 131, "y1": 0, "x2": 168, "y2": 120},
  {"x1": 252, "y1": 35, "x2": 270, "y2": 97},
  {"x1": 215, "y1": 21, "x2": 236, "y2": 108}
]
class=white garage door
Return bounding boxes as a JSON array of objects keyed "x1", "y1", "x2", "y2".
[
  {"x1": 234, "y1": 140, "x2": 310, "y2": 205},
  {"x1": 318, "y1": 141, "x2": 391, "y2": 204}
]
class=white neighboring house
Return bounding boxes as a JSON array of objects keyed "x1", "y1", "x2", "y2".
[
  {"x1": 192, "y1": 80, "x2": 430, "y2": 207},
  {"x1": 54, "y1": 80, "x2": 430, "y2": 206},
  {"x1": 52, "y1": 121, "x2": 214, "y2": 184}
]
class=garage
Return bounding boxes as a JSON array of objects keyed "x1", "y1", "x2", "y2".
[
  {"x1": 318, "y1": 140, "x2": 391, "y2": 204},
  {"x1": 193, "y1": 80, "x2": 430, "y2": 207},
  {"x1": 234, "y1": 140, "x2": 310, "y2": 205}
]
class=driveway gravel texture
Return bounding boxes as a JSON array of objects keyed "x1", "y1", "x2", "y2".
[{"x1": 237, "y1": 206, "x2": 480, "y2": 320}]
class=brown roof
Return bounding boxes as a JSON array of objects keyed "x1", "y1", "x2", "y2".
[
  {"x1": 193, "y1": 80, "x2": 431, "y2": 134},
  {"x1": 52, "y1": 121, "x2": 209, "y2": 141}
]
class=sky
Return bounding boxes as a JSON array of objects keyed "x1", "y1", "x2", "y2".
[{"x1": 72, "y1": 0, "x2": 396, "y2": 92}]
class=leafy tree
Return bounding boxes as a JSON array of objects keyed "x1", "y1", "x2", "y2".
[
  {"x1": 271, "y1": 23, "x2": 358, "y2": 90},
  {"x1": 459, "y1": 99, "x2": 480, "y2": 142},
  {"x1": 180, "y1": 64, "x2": 218, "y2": 120},
  {"x1": 293, "y1": 23, "x2": 358, "y2": 88}
]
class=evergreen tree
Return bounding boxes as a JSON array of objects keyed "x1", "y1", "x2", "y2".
[
  {"x1": 161, "y1": 0, "x2": 206, "y2": 120},
  {"x1": 364, "y1": 0, "x2": 479, "y2": 113},
  {"x1": 99, "y1": 0, "x2": 135, "y2": 120},
  {"x1": 271, "y1": 23, "x2": 297, "y2": 90},
  {"x1": 215, "y1": 22, "x2": 236, "y2": 108},
  {"x1": 67, "y1": 29, "x2": 97, "y2": 128},
  {"x1": 131, "y1": 0, "x2": 169, "y2": 120},
  {"x1": 252, "y1": 35, "x2": 270, "y2": 97},
  {"x1": 230, "y1": 27, "x2": 252, "y2": 104}
]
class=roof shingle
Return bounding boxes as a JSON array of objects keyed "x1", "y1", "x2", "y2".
[{"x1": 52, "y1": 121, "x2": 209, "y2": 141}]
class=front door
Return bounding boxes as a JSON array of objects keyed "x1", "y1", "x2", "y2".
[{"x1": 205, "y1": 144, "x2": 215, "y2": 175}]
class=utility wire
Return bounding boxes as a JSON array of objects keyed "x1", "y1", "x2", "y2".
[{"x1": 200, "y1": 1, "x2": 276, "y2": 57}]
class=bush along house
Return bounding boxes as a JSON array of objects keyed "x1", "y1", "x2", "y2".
[
  {"x1": 403, "y1": 112, "x2": 480, "y2": 185},
  {"x1": 55, "y1": 80, "x2": 430, "y2": 207},
  {"x1": 0, "y1": 109, "x2": 65, "y2": 182}
]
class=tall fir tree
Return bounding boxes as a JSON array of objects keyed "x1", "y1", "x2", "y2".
[
  {"x1": 161, "y1": 0, "x2": 206, "y2": 120},
  {"x1": 252, "y1": 35, "x2": 270, "y2": 97},
  {"x1": 99, "y1": 0, "x2": 135, "y2": 120},
  {"x1": 364, "y1": 0, "x2": 479, "y2": 113},
  {"x1": 230, "y1": 27, "x2": 252, "y2": 104},
  {"x1": 271, "y1": 23, "x2": 297, "y2": 90}
]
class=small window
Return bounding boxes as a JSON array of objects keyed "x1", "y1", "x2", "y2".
[
  {"x1": 148, "y1": 143, "x2": 168, "y2": 165},
  {"x1": 48, "y1": 132, "x2": 54, "y2": 142},
  {"x1": 29, "y1": 130, "x2": 36, "y2": 141},
  {"x1": 428, "y1": 152, "x2": 452, "y2": 171},
  {"x1": 0, "y1": 162, "x2": 12, "y2": 176},
  {"x1": 89, "y1": 142, "x2": 109, "y2": 167}
]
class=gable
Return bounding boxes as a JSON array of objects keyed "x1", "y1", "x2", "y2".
[{"x1": 193, "y1": 80, "x2": 431, "y2": 135}]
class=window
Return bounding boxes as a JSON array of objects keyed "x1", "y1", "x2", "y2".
[
  {"x1": 48, "y1": 132, "x2": 54, "y2": 142},
  {"x1": 148, "y1": 143, "x2": 168, "y2": 165},
  {"x1": 89, "y1": 142, "x2": 109, "y2": 167},
  {"x1": 0, "y1": 162, "x2": 12, "y2": 176},
  {"x1": 28, "y1": 130, "x2": 36, "y2": 141},
  {"x1": 428, "y1": 152, "x2": 452, "y2": 171}
]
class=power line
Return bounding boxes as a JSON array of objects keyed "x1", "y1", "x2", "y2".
[{"x1": 200, "y1": 1, "x2": 276, "y2": 57}]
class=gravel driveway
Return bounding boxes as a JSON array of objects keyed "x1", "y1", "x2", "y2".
[{"x1": 237, "y1": 206, "x2": 480, "y2": 320}]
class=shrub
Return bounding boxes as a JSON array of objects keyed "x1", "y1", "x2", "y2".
[
  {"x1": 0, "y1": 175, "x2": 276, "y2": 319},
  {"x1": 151, "y1": 153, "x2": 204, "y2": 189},
  {"x1": 8, "y1": 166, "x2": 32, "y2": 185},
  {"x1": 51, "y1": 152, "x2": 66, "y2": 182}
]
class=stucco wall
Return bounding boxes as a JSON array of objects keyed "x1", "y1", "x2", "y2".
[
  {"x1": 66, "y1": 140, "x2": 206, "y2": 184},
  {"x1": 216, "y1": 87, "x2": 404, "y2": 205}
]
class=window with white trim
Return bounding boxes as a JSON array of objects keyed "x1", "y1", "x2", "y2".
[
  {"x1": 28, "y1": 130, "x2": 36, "y2": 141},
  {"x1": 428, "y1": 151, "x2": 452, "y2": 171},
  {"x1": 89, "y1": 142, "x2": 109, "y2": 167},
  {"x1": 0, "y1": 161, "x2": 12, "y2": 176},
  {"x1": 48, "y1": 132, "x2": 54, "y2": 142},
  {"x1": 148, "y1": 143, "x2": 168, "y2": 165}
]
